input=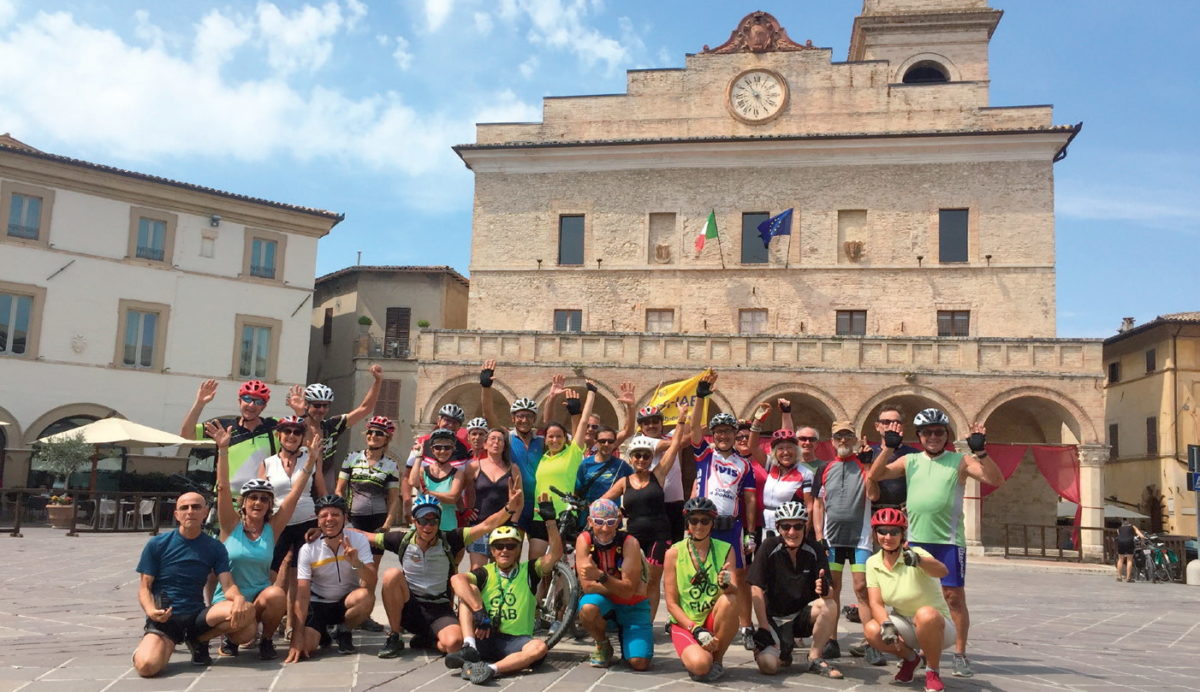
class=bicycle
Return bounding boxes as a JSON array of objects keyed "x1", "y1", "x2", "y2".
[
  {"x1": 537, "y1": 486, "x2": 587, "y2": 649},
  {"x1": 1144, "y1": 533, "x2": 1182, "y2": 583}
]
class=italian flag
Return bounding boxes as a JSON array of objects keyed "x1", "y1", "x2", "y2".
[{"x1": 694, "y1": 211, "x2": 719, "y2": 253}]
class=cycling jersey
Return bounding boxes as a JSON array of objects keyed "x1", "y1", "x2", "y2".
[
  {"x1": 903, "y1": 451, "x2": 966, "y2": 546},
  {"x1": 669, "y1": 537, "x2": 731, "y2": 625},
  {"x1": 263, "y1": 449, "x2": 317, "y2": 526},
  {"x1": 536, "y1": 445, "x2": 584, "y2": 517},
  {"x1": 471, "y1": 561, "x2": 542, "y2": 636},
  {"x1": 406, "y1": 428, "x2": 471, "y2": 468},
  {"x1": 339, "y1": 452, "x2": 401, "y2": 516},
  {"x1": 194, "y1": 416, "x2": 278, "y2": 497},
  {"x1": 758, "y1": 457, "x2": 812, "y2": 531},
  {"x1": 579, "y1": 529, "x2": 647, "y2": 606},
  {"x1": 307, "y1": 415, "x2": 349, "y2": 467},
  {"x1": 693, "y1": 440, "x2": 755, "y2": 518},
  {"x1": 812, "y1": 456, "x2": 873, "y2": 550},
  {"x1": 297, "y1": 531, "x2": 373, "y2": 603}
]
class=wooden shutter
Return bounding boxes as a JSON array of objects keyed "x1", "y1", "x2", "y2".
[
  {"x1": 375, "y1": 379, "x2": 401, "y2": 419},
  {"x1": 385, "y1": 307, "x2": 411, "y2": 356},
  {"x1": 322, "y1": 308, "x2": 333, "y2": 345}
]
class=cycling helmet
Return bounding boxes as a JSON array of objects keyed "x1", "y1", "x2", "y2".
[
  {"x1": 304, "y1": 383, "x2": 334, "y2": 403},
  {"x1": 240, "y1": 478, "x2": 275, "y2": 497},
  {"x1": 510, "y1": 398, "x2": 539, "y2": 415},
  {"x1": 366, "y1": 415, "x2": 395, "y2": 435},
  {"x1": 437, "y1": 403, "x2": 465, "y2": 422},
  {"x1": 774, "y1": 501, "x2": 808, "y2": 523},
  {"x1": 276, "y1": 415, "x2": 305, "y2": 432},
  {"x1": 636, "y1": 405, "x2": 662, "y2": 422},
  {"x1": 683, "y1": 496, "x2": 719, "y2": 516},
  {"x1": 626, "y1": 435, "x2": 657, "y2": 454},
  {"x1": 489, "y1": 525, "x2": 524, "y2": 545},
  {"x1": 913, "y1": 408, "x2": 951, "y2": 429},
  {"x1": 871, "y1": 507, "x2": 908, "y2": 529},
  {"x1": 238, "y1": 380, "x2": 271, "y2": 402},
  {"x1": 412, "y1": 493, "x2": 442, "y2": 518},
  {"x1": 465, "y1": 417, "x2": 489, "y2": 431},
  {"x1": 314, "y1": 494, "x2": 348, "y2": 513},
  {"x1": 429, "y1": 428, "x2": 457, "y2": 443},
  {"x1": 708, "y1": 413, "x2": 738, "y2": 431},
  {"x1": 770, "y1": 429, "x2": 798, "y2": 446}
]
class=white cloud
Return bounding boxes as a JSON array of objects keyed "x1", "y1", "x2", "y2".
[
  {"x1": 518, "y1": 55, "x2": 539, "y2": 79},
  {"x1": 255, "y1": 1, "x2": 361, "y2": 75},
  {"x1": 473, "y1": 11, "x2": 492, "y2": 35},
  {"x1": 132, "y1": 9, "x2": 167, "y2": 51},
  {"x1": 509, "y1": 0, "x2": 630, "y2": 73},
  {"x1": 425, "y1": 0, "x2": 453, "y2": 32},
  {"x1": 375, "y1": 33, "x2": 389, "y2": 46},
  {"x1": 0, "y1": 0, "x2": 15, "y2": 29},
  {"x1": 0, "y1": 6, "x2": 536, "y2": 210},
  {"x1": 1058, "y1": 191, "x2": 1199, "y2": 235},
  {"x1": 392, "y1": 35, "x2": 412, "y2": 70}
]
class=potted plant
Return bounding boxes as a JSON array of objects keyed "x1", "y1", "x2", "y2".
[
  {"x1": 32, "y1": 432, "x2": 92, "y2": 529},
  {"x1": 417, "y1": 319, "x2": 431, "y2": 328}
]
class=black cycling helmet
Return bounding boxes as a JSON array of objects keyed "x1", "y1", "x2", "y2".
[
  {"x1": 429, "y1": 428, "x2": 457, "y2": 443},
  {"x1": 683, "y1": 496, "x2": 718, "y2": 516},
  {"x1": 314, "y1": 494, "x2": 348, "y2": 513}
]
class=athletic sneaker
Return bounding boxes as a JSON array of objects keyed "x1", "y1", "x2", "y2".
[
  {"x1": 895, "y1": 655, "x2": 922, "y2": 683},
  {"x1": 864, "y1": 646, "x2": 887, "y2": 666},
  {"x1": 378, "y1": 632, "x2": 405, "y2": 659},
  {"x1": 258, "y1": 638, "x2": 277, "y2": 660},
  {"x1": 925, "y1": 669, "x2": 945, "y2": 691},
  {"x1": 359, "y1": 616, "x2": 385, "y2": 632},
  {"x1": 589, "y1": 638, "x2": 613, "y2": 667},
  {"x1": 848, "y1": 638, "x2": 868, "y2": 657},
  {"x1": 952, "y1": 653, "x2": 974, "y2": 677},
  {"x1": 218, "y1": 636, "x2": 239, "y2": 657},
  {"x1": 741, "y1": 626, "x2": 756, "y2": 650},
  {"x1": 335, "y1": 628, "x2": 356, "y2": 654},
  {"x1": 702, "y1": 662, "x2": 726, "y2": 682},
  {"x1": 187, "y1": 639, "x2": 213, "y2": 666},
  {"x1": 445, "y1": 644, "x2": 481, "y2": 669},
  {"x1": 821, "y1": 638, "x2": 841, "y2": 659},
  {"x1": 318, "y1": 627, "x2": 332, "y2": 648},
  {"x1": 463, "y1": 661, "x2": 495, "y2": 684}
]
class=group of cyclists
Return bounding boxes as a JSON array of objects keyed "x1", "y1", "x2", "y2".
[{"x1": 133, "y1": 361, "x2": 1006, "y2": 692}]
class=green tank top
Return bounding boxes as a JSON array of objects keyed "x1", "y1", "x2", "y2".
[
  {"x1": 903, "y1": 451, "x2": 966, "y2": 546},
  {"x1": 481, "y1": 561, "x2": 538, "y2": 636},
  {"x1": 670, "y1": 537, "x2": 731, "y2": 625}
]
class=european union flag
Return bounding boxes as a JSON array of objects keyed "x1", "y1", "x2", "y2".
[{"x1": 757, "y1": 208, "x2": 793, "y2": 248}]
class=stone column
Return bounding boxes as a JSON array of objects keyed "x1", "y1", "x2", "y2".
[
  {"x1": 1078, "y1": 444, "x2": 1111, "y2": 561},
  {"x1": 956, "y1": 439, "x2": 984, "y2": 555}
]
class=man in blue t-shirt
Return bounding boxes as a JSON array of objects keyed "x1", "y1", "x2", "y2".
[
  {"x1": 132, "y1": 492, "x2": 253, "y2": 677},
  {"x1": 575, "y1": 427, "x2": 634, "y2": 507}
]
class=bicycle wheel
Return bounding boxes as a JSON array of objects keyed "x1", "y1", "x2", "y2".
[
  {"x1": 1153, "y1": 559, "x2": 1172, "y2": 584},
  {"x1": 540, "y1": 560, "x2": 580, "y2": 649}
]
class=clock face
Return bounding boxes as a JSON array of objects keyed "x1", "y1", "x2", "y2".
[{"x1": 728, "y1": 69, "x2": 788, "y2": 124}]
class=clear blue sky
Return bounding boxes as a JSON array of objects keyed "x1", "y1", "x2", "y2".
[{"x1": 1, "y1": 0, "x2": 1195, "y2": 337}]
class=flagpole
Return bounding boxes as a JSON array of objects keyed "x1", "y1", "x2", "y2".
[
  {"x1": 785, "y1": 225, "x2": 793, "y2": 269},
  {"x1": 713, "y1": 210, "x2": 726, "y2": 270}
]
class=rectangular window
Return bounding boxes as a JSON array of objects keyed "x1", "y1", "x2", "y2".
[
  {"x1": 122, "y1": 309, "x2": 158, "y2": 367},
  {"x1": 836, "y1": 310, "x2": 867, "y2": 336},
  {"x1": 1109, "y1": 423, "x2": 1119, "y2": 459},
  {"x1": 1107, "y1": 361, "x2": 1121, "y2": 384},
  {"x1": 938, "y1": 208, "x2": 968, "y2": 263},
  {"x1": 136, "y1": 218, "x2": 167, "y2": 261},
  {"x1": 1146, "y1": 417, "x2": 1158, "y2": 455},
  {"x1": 375, "y1": 379, "x2": 402, "y2": 419},
  {"x1": 322, "y1": 307, "x2": 333, "y2": 345},
  {"x1": 7, "y1": 193, "x2": 42, "y2": 239},
  {"x1": 232, "y1": 314, "x2": 281, "y2": 381},
  {"x1": 0, "y1": 292, "x2": 34, "y2": 355},
  {"x1": 250, "y1": 237, "x2": 278, "y2": 278},
  {"x1": 741, "y1": 212, "x2": 769, "y2": 264},
  {"x1": 385, "y1": 307, "x2": 411, "y2": 356},
  {"x1": 645, "y1": 308, "x2": 675, "y2": 333},
  {"x1": 1145, "y1": 348, "x2": 1156, "y2": 374},
  {"x1": 554, "y1": 309, "x2": 582, "y2": 333},
  {"x1": 2, "y1": 181, "x2": 55, "y2": 247},
  {"x1": 558, "y1": 215, "x2": 584, "y2": 265},
  {"x1": 738, "y1": 308, "x2": 768, "y2": 335},
  {"x1": 937, "y1": 310, "x2": 970, "y2": 337}
]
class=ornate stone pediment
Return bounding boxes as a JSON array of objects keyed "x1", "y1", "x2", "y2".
[{"x1": 702, "y1": 11, "x2": 815, "y2": 54}]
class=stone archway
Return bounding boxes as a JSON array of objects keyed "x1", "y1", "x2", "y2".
[
  {"x1": 421, "y1": 375, "x2": 515, "y2": 429},
  {"x1": 854, "y1": 385, "x2": 969, "y2": 444},
  {"x1": 529, "y1": 378, "x2": 622, "y2": 432},
  {"x1": 975, "y1": 386, "x2": 1097, "y2": 445},
  {"x1": 739, "y1": 383, "x2": 847, "y2": 439}
]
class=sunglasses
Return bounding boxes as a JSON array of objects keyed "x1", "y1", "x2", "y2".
[
  {"x1": 491, "y1": 542, "x2": 520, "y2": 552},
  {"x1": 591, "y1": 517, "x2": 619, "y2": 527},
  {"x1": 177, "y1": 503, "x2": 205, "y2": 512},
  {"x1": 243, "y1": 494, "x2": 272, "y2": 504},
  {"x1": 366, "y1": 430, "x2": 389, "y2": 437},
  {"x1": 687, "y1": 515, "x2": 714, "y2": 526},
  {"x1": 877, "y1": 419, "x2": 902, "y2": 425},
  {"x1": 278, "y1": 427, "x2": 304, "y2": 436},
  {"x1": 431, "y1": 444, "x2": 455, "y2": 451},
  {"x1": 587, "y1": 424, "x2": 600, "y2": 431},
  {"x1": 875, "y1": 527, "x2": 903, "y2": 536},
  {"x1": 512, "y1": 413, "x2": 536, "y2": 421},
  {"x1": 797, "y1": 436, "x2": 817, "y2": 442},
  {"x1": 918, "y1": 429, "x2": 948, "y2": 438},
  {"x1": 415, "y1": 515, "x2": 441, "y2": 526},
  {"x1": 630, "y1": 451, "x2": 652, "y2": 460},
  {"x1": 239, "y1": 395, "x2": 266, "y2": 406},
  {"x1": 832, "y1": 432, "x2": 856, "y2": 440},
  {"x1": 734, "y1": 434, "x2": 751, "y2": 441},
  {"x1": 308, "y1": 402, "x2": 330, "y2": 409},
  {"x1": 596, "y1": 438, "x2": 616, "y2": 445},
  {"x1": 776, "y1": 522, "x2": 805, "y2": 533}
]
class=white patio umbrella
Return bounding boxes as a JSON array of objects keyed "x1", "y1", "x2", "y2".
[{"x1": 37, "y1": 417, "x2": 211, "y2": 490}]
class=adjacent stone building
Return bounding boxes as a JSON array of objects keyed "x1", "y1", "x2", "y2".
[{"x1": 414, "y1": 1, "x2": 1111, "y2": 554}]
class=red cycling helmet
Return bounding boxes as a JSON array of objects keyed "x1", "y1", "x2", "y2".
[
  {"x1": 871, "y1": 507, "x2": 908, "y2": 529},
  {"x1": 276, "y1": 415, "x2": 305, "y2": 432},
  {"x1": 770, "y1": 429, "x2": 798, "y2": 446},
  {"x1": 636, "y1": 405, "x2": 662, "y2": 422},
  {"x1": 238, "y1": 380, "x2": 271, "y2": 402},
  {"x1": 366, "y1": 415, "x2": 396, "y2": 435}
]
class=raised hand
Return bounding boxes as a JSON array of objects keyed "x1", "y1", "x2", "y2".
[
  {"x1": 204, "y1": 421, "x2": 232, "y2": 448},
  {"x1": 776, "y1": 397, "x2": 791, "y2": 410},
  {"x1": 815, "y1": 568, "x2": 828, "y2": 596},
  {"x1": 342, "y1": 535, "x2": 360, "y2": 566},
  {"x1": 196, "y1": 379, "x2": 218, "y2": 405},
  {"x1": 480, "y1": 359, "x2": 496, "y2": 388},
  {"x1": 696, "y1": 371, "x2": 717, "y2": 398},
  {"x1": 287, "y1": 384, "x2": 306, "y2": 413},
  {"x1": 549, "y1": 373, "x2": 566, "y2": 398},
  {"x1": 617, "y1": 381, "x2": 635, "y2": 405},
  {"x1": 369, "y1": 363, "x2": 383, "y2": 379},
  {"x1": 753, "y1": 400, "x2": 771, "y2": 423}
]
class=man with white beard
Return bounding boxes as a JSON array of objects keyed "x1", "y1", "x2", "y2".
[{"x1": 810, "y1": 421, "x2": 882, "y2": 664}]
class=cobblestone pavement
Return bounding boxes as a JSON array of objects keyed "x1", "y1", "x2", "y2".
[{"x1": 2, "y1": 528, "x2": 1199, "y2": 691}]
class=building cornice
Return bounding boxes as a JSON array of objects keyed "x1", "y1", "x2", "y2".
[{"x1": 455, "y1": 127, "x2": 1080, "y2": 174}]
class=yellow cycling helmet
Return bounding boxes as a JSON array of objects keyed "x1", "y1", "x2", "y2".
[{"x1": 489, "y1": 525, "x2": 524, "y2": 545}]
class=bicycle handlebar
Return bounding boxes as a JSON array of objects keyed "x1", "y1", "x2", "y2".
[{"x1": 549, "y1": 486, "x2": 588, "y2": 510}]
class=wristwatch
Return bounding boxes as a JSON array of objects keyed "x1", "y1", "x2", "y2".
[{"x1": 597, "y1": 572, "x2": 609, "y2": 584}]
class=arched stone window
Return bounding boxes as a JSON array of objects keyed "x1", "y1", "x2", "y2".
[{"x1": 902, "y1": 60, "x2": 949, "y2": 84}]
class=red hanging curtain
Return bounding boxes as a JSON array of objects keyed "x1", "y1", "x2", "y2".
[
  {"x1": 981, "y1": 444, "x2": 1028, "y2": 498},
  {"x1": 1031, "y1": 445, "x2": 1081, "y2": 545}
]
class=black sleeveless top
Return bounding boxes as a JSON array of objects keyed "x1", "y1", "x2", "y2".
[
  {"x1": 623, "y1": 473, "x2": 669, "y2": 541},
  {"x1": 473, "y1": 464, "x2": 512, "y2": 524}
]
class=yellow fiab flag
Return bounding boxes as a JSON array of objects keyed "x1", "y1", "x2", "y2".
[{"x1": 646, "y1": 370, "x2": 711, "y2": 426}]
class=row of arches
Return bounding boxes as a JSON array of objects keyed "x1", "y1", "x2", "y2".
[{"x1": 0, "y1": 403, "x2": 130, "y2": 489}]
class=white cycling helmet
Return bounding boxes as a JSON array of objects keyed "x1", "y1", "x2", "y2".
[
  {"x1": 240, "y1": 478, "x2": 275, "y2": 497},
  {"x1": 304, "y1": 383, "x2": 334, "y2": 403},
  {"x1": 438, "y1": 403, "x2": 465, "y2": 422},
  {"x1": 465, "y1": 417, "x2": 489, "y2": 431},
  {"x1": 774, "y1": 500, "x2": 808, "y2": 523},
  {"x1": 627, "y1": 435, "x2": 657, "y2": 453},
  {"x1": 913, "y1": 408, "x2": 951, "y2": 429},
  {"x1": 510, "y1": 398, "x2": 539, "y2": 414}
]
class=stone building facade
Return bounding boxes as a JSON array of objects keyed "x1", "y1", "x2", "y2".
[{"x1": 414, "y1": 1, "x2": 1110, "y2": 555}]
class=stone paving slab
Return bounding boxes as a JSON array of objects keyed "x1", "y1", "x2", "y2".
[{"x1": 2, "y1": 528, "x2": 1199, "y2": 690}]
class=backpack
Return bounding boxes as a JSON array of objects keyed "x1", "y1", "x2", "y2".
[
  {"x1": 392, "y1": 527, "x2": 459, "y2": 599},
  {"x1": 585, "y1": 529, "x2": 650, "y2": 585}
]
